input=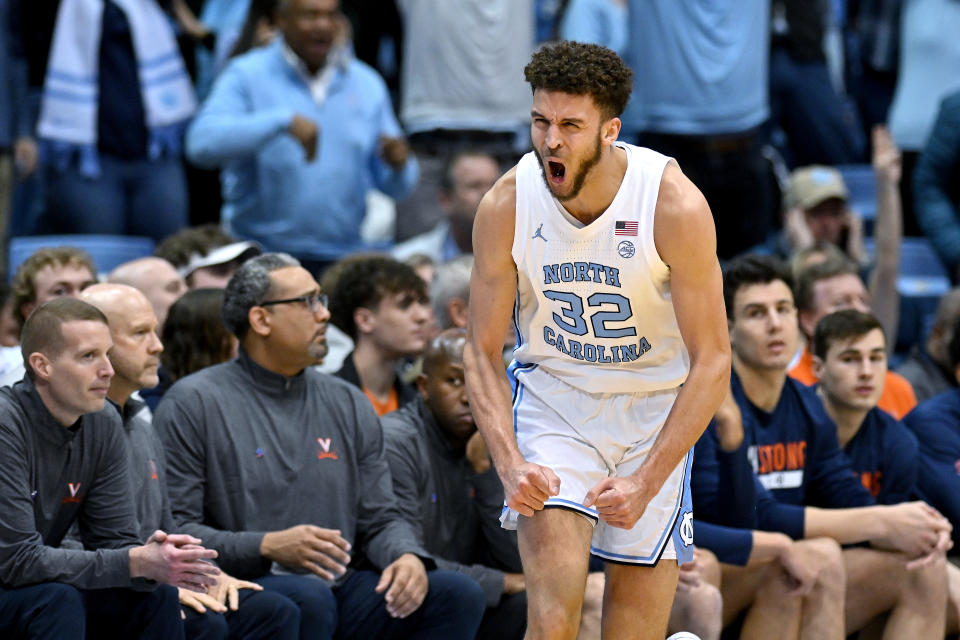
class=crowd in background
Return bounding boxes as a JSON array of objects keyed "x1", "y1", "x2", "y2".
[{"x1": 2, "y1": 0, "x2": 960, "y2": 639}]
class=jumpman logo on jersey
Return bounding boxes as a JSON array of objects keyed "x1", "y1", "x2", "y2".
[{"x1": 532, "y1": 224, "x2": 548, "y2": 242}]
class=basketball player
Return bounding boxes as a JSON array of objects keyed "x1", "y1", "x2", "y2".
[{"x1": 464, "y1": 42, "x2": 732, "y2": 639}]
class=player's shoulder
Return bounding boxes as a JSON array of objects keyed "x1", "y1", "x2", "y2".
[
  {"x1": 479, "y1": 165, "x2": 518, "y2": 219},
  {"x1": 474, "y1": 166, "x2": 518, "y2": 250},
  {"x1": 655, "y1": 161, "x2": 709, "y2": 220}
]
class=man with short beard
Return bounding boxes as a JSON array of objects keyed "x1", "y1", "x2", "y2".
[
  {"x1": 155, "y1": 252, "x2": 485, "y2": 639},
  {"x1": 467, "y1": 41, "x2": 731, "y2": 638}
]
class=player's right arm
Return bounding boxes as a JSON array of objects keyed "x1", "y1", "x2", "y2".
[{"x1": 464, "y1": 169, "x2": 560, "y2": 517}]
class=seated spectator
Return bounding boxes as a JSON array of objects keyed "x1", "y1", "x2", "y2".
[
  {"x1": 897, "y1": 287, "x2": 960, "y2": 402},
  {"x1": 696, "y1": 255, "x2": 949, "y2": 638},
  {"x1": 34, "y1": 0, "x2": 194, "y2": 242},
  {"x1": 0, "y1": 298, "x2": 220, "y2": 639},
  {"x1": 404, "y1": 254, "x2": 435, "y2": 289},
  {"x1": 694, "y1": 394, "x2": 847, "y2": 638},
  {"x1": 328, "y1": 255, "x2": 431, "y2": 416},
  {"x1": 382, "y1": 328, "x2": 527, "y2": 640},
  {"x1": 154, "y1": 252, "x2": 486, "y2": 639},
  {"x1": 914, "y1": 90, "x2": 960, "y2": 280},
  {"x1": 392, "y1": 150, "x2": 500, "y2": 264},
  {"x1": 140, "y1": 287, "x2": 237, "y2": 411},
  {"x1": 811, "y1": 310, "x2": 919, "y2": 504},
  {"x1": 813, "y1": 309, "x2": 960, "y2": 634},
  {"x1": 161, "y1": 288, "x2": 237, "y2": 386},
  {"x1": 758, "y1": 128, "x2": 902, "y2": 281},
  {"x1": 792, "y1": 257, "x2": 916, "y2": 418},
  {"x1": 108, "y1": 257, "x2": 188, "y2": 331},
  {"x1": 431, "y1": 255, "x2": 473, "y2": 331},
  {"x1": 155, "y1": 224, "x2": 261, "y2": 289},
  {"x1": 82, "y1": 283, "x2": 299, "y2": 639},
  {"x1": 0, "y1": 247, "x2": 98, "y2": 385},
  {"x1": 904, "y1": 316, "x2": 960, "y2": 547},
  {"x1": 186, "y1": 0, "x2": 417, "y2": 272}
]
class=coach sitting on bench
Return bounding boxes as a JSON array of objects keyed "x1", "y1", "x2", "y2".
[{"x1": 0, "y1": 298, "x2": 220, "y2": 639}]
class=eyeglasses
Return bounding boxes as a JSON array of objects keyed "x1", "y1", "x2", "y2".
[{"x1": 258, "y1": 292, "x2": 328, "y2": 313}]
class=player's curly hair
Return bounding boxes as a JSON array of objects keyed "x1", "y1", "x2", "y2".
[{"x1": 524, "y1": 41, "x2": 633, "y2": 120}]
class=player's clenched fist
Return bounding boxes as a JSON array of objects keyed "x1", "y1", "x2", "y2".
[
  {"x1": 583, "y1": 476, "x2": 654, "y2": 530},
  {"x1": 502, "y1": 462, "x2": 561, "y2": 516}
]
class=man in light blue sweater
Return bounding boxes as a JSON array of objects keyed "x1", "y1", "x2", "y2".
[{"x1": 186, "y1": 0, "x2": 417, "y2": 271}]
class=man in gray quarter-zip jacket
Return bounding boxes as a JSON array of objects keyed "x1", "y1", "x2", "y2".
[
  {"x1": 0, "y1": 298, "x2": 220, "y2": 640},
  {"x1": 154, "y1": 253, "x2": 486, "y2": 640},
  {"x1": 83, "y1": 283, "x2": 300, "y2": 640}
]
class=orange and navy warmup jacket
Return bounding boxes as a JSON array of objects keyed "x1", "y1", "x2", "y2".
[
  {"x1": 841, "y1": 407, "x2": 918, "y2": 506},
  {"x1": 904, "y1": 389, "x2": 960, "y2": 547},
  {"x1": 692, "y1": 370, "x2": 874, "y2": 564}
]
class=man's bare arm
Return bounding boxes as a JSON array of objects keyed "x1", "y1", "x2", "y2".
[
  {"x1": 585, "y1": 162, "x2": 731, "y2": 527},
  {"x1": 464, "y1": 170, "x2": 560, "y2": 516}
]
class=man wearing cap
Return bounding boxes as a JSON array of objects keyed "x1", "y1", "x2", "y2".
[
  {"x1": 154, "y1": 224, "x2": 262, "y2": 290},
  {"x1": 755, "y1": 128, "x2": 902, "y2": 275},
  {"x1": 178, "y1": 242, "x2": 262, "y2": 290}
]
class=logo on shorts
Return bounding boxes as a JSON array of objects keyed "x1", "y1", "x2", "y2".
[
  {"x1": 617, "y1": 241, "x2": 635, "y2": 259},
  {"x1": 678, "y1": 512, "x2": 694, "y2": 546}
]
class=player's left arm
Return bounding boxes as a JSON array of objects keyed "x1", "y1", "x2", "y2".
[{"x1": 585, "y1": 162, "x2": 731, "y2": 529}]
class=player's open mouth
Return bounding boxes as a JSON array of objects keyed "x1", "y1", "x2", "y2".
[{"x1": 548, "y1": 161, "x2": 566, "y2": 183}]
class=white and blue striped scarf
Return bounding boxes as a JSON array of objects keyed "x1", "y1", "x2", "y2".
[{"x1": 37, "y1": 0, "x2": 197, "y2": 176}]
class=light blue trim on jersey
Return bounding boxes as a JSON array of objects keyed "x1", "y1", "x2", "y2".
[
  {"x1": 590, "y1": 448, "x2": 694, "y2": 566},
  {"x1": 512, "y1": 290, "x2": 523, "y2": 349}
]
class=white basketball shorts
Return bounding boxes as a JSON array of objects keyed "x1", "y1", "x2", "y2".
[{"x1": 503, "y1": 361, "x2": 694, "y2": 565}]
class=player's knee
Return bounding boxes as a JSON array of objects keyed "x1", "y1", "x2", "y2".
[
  {"x1": 807, "y1": 538, "x2": 845, "y2": 591},
  {"x1": 528, "y1": 601, "x2": 582, "y2": 640},
  {"x1": 675, "y1": 583, "x2": 722, "y2": 638},
  {"x1": 696, "y1": 548, "x2": 721, "y2": 588},
  {"x1": 904, "y1": 554, "x2": 948, "y2": 606}
]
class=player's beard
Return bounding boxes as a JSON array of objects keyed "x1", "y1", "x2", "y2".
[{"x1": 537, "y1": 132, "x2": 603, "y2": 202}]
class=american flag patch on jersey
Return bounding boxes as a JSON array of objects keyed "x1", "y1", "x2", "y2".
[{"x1": 614, "y1": 221, "x2": 638, "y2": 236}]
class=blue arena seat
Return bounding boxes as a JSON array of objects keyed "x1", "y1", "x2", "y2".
[
  {"x1": 836, "y1": 164, "x2": 877, "y2": 233},
  {"x1": 8, "y1": 235, "x2": 156, "y2": 281}
]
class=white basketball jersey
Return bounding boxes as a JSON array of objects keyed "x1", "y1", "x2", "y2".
[{"x1": 511, "y1": 142, "x2": 689, "y2": 394}]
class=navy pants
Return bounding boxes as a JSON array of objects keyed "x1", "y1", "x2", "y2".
[
  {"x1": 43, "y1": 153, "x2": 188, "y2": 243},
  {"x1": 182, "y1": 587, "x2": 300, "y2": 639},
  {"x1": 0, "y1": 582, "x2": 182, "y2": 639},
  {"x1": 256, "y1": 569, "x2": 486, "y2": 640}
]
